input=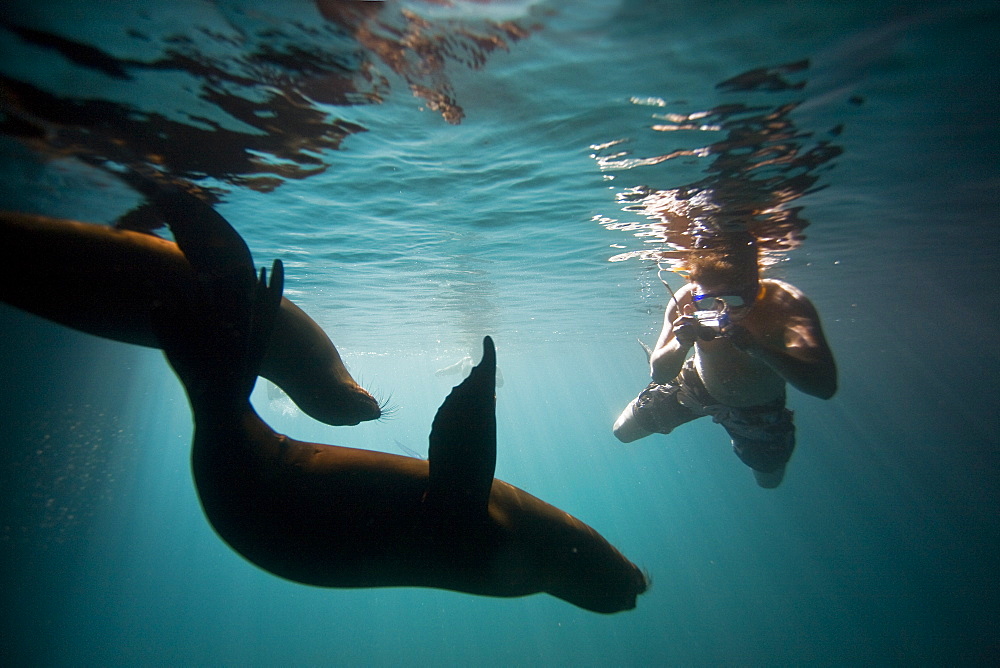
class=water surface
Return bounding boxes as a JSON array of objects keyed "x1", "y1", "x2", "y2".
[{"x1": 2, "y1": 1, "x2": 998, "y2": 664}]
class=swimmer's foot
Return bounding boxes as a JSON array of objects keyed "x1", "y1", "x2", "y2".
[{"x1": 752, "y1": 466, "x2": 785, "y2": 489}]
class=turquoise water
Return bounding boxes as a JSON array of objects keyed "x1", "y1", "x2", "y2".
[{"x1": 2, "y1": 0, "x2": 998, "y2": 664}]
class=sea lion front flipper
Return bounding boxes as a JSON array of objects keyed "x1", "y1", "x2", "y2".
[
  {"x1": 245, "y1": 261, "x2": 284, "y2": 396},
  {"x1": 425, "y1": 336, "x2": 497, "y2": 521},
  {"x1": 142, "y1": 179, "x2": 284, "y2": 404},
  {"x1": 153, "y1": 255, "x2": 283, "y2": 407}
]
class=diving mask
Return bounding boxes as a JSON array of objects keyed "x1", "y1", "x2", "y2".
[
  {"x1": 691, "y1": 288, "x2": 756, "y2": 336},
  {"x1": 691, "y1": 291, "x2": 752, "y2": 311}
]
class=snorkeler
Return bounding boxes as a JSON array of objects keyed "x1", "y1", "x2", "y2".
[{"x1": 613, "y1": 239, "x2": 837, "y2": 488}]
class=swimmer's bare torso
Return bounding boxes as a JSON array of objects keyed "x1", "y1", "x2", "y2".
[{"x1": 652, "y1": 279, "x2": 836, "y2": 405}]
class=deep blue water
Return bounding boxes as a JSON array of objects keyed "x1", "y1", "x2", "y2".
[{"x1": 2, "y1": 0, "x2": 999, "y2": 665}]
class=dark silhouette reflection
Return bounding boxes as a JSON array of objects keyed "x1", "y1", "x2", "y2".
[
  {"x1": 599, "y1": 62, "x2": 841, "y2": 487},
  {"x1": 0, "y1": 76, "x2": 364, "y2": 194},
  {"x1": 0, "y1": 2, "x2": 534, "y2": 195}
]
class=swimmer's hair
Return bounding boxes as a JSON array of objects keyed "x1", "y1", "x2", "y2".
[{"x1": 686, "y1": 235, "x2": 760, "y2": 288}]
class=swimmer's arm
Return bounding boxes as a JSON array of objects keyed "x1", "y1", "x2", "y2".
[
  {"x1": 649, "y1": 285, "x2": 696, "y2": 384},
  {"x1": 650, "y1": 337, "x2": 691, "y2": 385},
  {"x1": 746, "y1": 341, "x2": 837, "y2": 399},
  {"x1": 733, "y1": 299, "x2": 838, "y2": 399}
]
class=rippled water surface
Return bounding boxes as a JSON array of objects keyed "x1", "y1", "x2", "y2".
[{"x1": 2, "y1": 1, "x2": 998, "y2": 665}]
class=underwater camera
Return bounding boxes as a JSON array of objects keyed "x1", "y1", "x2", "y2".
[{"x1": 694, "y1": 307, "x2": 730, "y2": 337}]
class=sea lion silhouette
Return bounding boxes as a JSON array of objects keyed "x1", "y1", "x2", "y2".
[{"x1": 0, "y1": 210, "x2": 379, "y2": 426}]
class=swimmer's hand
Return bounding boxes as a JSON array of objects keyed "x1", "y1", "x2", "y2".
[{"x1": 673, "y1": 304, "x2": 709, "y2": 346}]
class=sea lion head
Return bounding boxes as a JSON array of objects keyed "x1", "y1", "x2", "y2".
[
  {"x1": 520, "y1": 509, "x2": 648, "y2": 614},
  {"x1": 260, "y1": 297, "x2": 382, "y2": 425}
]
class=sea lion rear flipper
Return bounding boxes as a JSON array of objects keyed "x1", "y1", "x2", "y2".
[{"x1": 425, "y1": 336, "x2": 497, "y2": 520}]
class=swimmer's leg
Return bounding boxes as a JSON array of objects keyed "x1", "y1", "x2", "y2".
[
  {"x1": 723, "y1": 408, "x2": 796, "y2": 489},
  {"x1": 613, "y1": 383, "x2": 699, "y2": 443},
  {"x1": 613, "y1": 401, "x2": 653, "y2": 443},
  {"x1": 751, "y1": 467, "x2": 786, "y2": 489}
]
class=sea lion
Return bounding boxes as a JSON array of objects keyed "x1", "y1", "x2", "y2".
[
  {"x1": 0, "y1": 210, "x2": 379, "y2": 426},
  {"x1": 153, "y1": 188, "x2": 647, "y2": 613}
]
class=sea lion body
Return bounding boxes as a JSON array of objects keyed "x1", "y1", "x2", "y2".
[
  {"x1": 140, "y1": 189, "x2": 646, "y2": 613},
  {"x1": 187, "y1": 340, "x2": 646, "y2": 614}
]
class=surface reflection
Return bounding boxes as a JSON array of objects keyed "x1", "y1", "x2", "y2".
[
  {"x1": 593, "y1": 60, "x2": 846, "y2": 269},
  {"x1": 1, "y1": 1, "x2": 535, "y2": 196}
]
